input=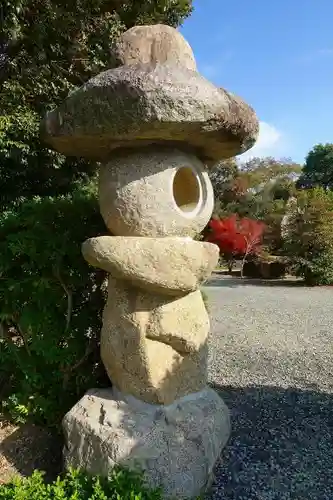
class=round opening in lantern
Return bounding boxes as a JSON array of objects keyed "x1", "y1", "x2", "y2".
[{"x1": 172, "y1": 166, "x2": 202, "y2": 217}]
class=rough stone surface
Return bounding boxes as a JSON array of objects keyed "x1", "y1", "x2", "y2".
[
  {"x1": 82, "y1": 236, "x2": 219, "y2": 294},
  {"x1": 42, "y1": 63, "x2": 259, "y2": 165},
  {"x1": 63, "y1": 387, "x2": 230, "y2": 499},
  {"x1": 111, "y1": 24, "x2": 197, "y2": 71},
  {"x1": 98, "y1": 149, "x2": 214, "y2": 237},
  {"x1": 100, "y1": 278, "x2": 209, "y2": 404}
]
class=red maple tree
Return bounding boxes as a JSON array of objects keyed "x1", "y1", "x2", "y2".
[{"x1": 206, "y1": 215, "x2": 266, "y2": 276}]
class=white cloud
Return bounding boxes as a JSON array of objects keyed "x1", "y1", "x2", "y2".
[{"x1": 238, "y1": 121, "x2": 283, "y2": 161}]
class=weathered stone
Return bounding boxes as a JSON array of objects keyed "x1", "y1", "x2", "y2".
[
  {"x1": 82, "y1": 236, "x2": 219, "y2": 294},
  {"x1": 42, "y1": 63, "x2": 259, "y2": 165},
  {"x1": 145, "y1": 288, "x2": 209, "y2": 354},
  {"x1": 100, "y1": 278, "x2": 209, "y2": 404},
  {"x1": 38, "y1": 19, "x2": 259, "y2": 499},
  {"x1": 111, "y1": 24, "x2": 197, "y2": 71},
  {"x1": 98, "y1": 148, "x2": 214, "y2": 238},
  {"x1": 63, "y1": 387, "x2": 231, "y2": 499}
]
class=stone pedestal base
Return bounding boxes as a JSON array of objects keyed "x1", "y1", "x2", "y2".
[{"x1": 63, "y1": 387, "x2": 230, "y2": 499}]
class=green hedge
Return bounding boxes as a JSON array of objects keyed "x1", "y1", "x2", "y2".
[{"x1": 0, "y1": 183, "x2": 109, "y2": 427}]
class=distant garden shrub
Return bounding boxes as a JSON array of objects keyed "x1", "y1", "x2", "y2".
[
  {"x1": 243, "y1": 258, "x2": 286, "y2": 279},
  {"x1": 0, "y1": 467, "x2": 162, "y2": 500},
  {"x1": 283, "y1": 188, "x2": 333, "y2": 285}
]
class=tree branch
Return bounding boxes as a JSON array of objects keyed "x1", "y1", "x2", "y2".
[
  {"x1": 54, "y1": 268, "x2": 73, "y2": 333},
  {"x1": 15, "y1": 321, "x2": 31, "y2": 356},
  {"x1": 241, "y1": 236, "x2": 251, "y2": 278},
  {"x1": 61, "y1": 342, "x2": 97, "y2": 389}
]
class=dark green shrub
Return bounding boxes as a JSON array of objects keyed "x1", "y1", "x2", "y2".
[
  {"x1": 243, "y1": 257, "x2": 286, "y2": 279},
  {"x1": 289, "y1": 253, "x2": 333, "y2": 286},
  {"x1": 0, "y1": 467, "x2": 162, "y2": 500},
  {"x1": 264, "y1": 261, "x2": 286, "y2": 279},
  {"x1": 242, "y1": 261, "x2": 260, "y2": 278},
  {"x1": 0, "y1": 182, "x2": 110, "y2": 427}
]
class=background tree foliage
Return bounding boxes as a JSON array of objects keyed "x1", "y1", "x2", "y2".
[
  {"x1": 0, "y1": 0, "x2": 193, "y2": 426},
  {"x1": 207, "y1": 215, "x2": 265, "y2": 276},
  {"x1": 297, "y1": 143, "x2": 333, "y2": 191},
  {"x1": 209, "y1": 152, "x2": 333, "y2": 284},
  {"x1": 1, "y1": 0, "x2": 192, "y2": 110},
  {"x1": 209, "y1": 156, "x2": 302, "y2": 252}
]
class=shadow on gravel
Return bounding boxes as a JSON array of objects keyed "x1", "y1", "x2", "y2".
[
  {"x1": 206, "y1": 276, "x2": 306, "y2": 288},
  {"x1": 209, "y1": 384, "x2": 333, "y2": 500},
  {"x1": 1, "y1": 424, "x2": 62, "y2": 482}
]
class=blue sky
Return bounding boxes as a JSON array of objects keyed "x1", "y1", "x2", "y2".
[{"x1": 181, "y1": 0, "x2": 333, "y2": 164}]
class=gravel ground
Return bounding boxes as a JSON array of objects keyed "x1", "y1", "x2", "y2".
[{"x1": 206, "y1": 276, "x2": 333, "y2": 500}]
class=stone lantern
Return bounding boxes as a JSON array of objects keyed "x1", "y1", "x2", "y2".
[{"x1": 42, "y1": 24, "x2": 259, "y2": 499}]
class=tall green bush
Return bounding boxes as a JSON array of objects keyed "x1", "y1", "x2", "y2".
[
  {"x1": 0, "y1": 182, "x2": 110, "y2": 426},
  {"x1": 283, "y1": 188, "x2": 333, "y2": 285}
]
